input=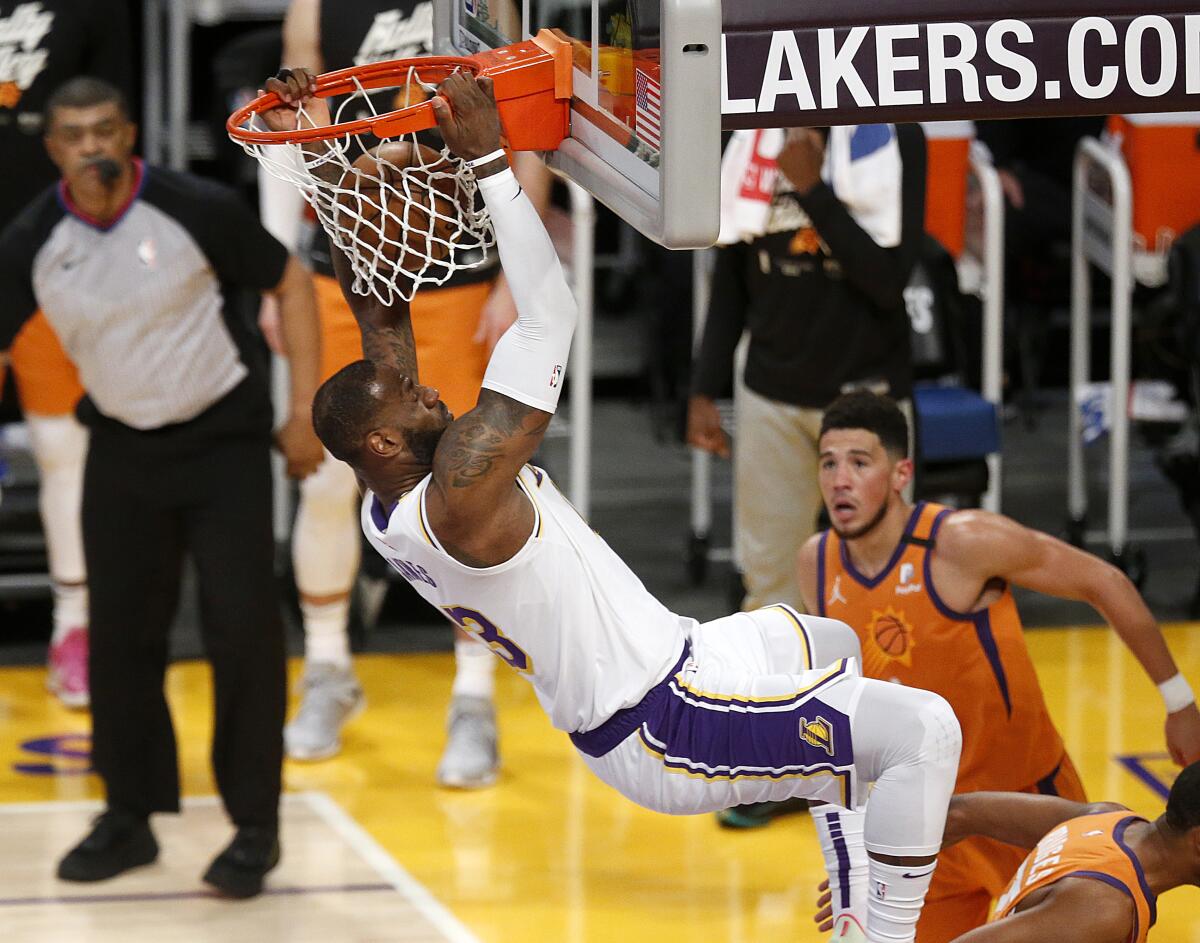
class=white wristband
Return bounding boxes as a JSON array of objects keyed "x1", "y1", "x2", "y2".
[
  {"x1": 467, "y1": 149, "x2": 508, "y2": 169},
  {"x1": 1159, "y1": 673, "x2": 1196, "y2": 714}
]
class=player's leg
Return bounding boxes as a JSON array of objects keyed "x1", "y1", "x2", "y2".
[
  {"x1": 850, "y1": 678, "x2": 962, "y2": 943},
  {"x1": 732, "y1": 384, "x2": 822, "y2": 611},
  {"x1": 410, "y1": 279, "x2": 501, "y2": 789},
  {"x1": 27, "y1": 411, "x2": 90, "y2": 704},
  {"x1": 186, "y1": 432, "x2": 285, "y2": 897},
  {"x1": 58, "y1": 433, "x2": 183, "y2": 882},
  {"x1": 288, "y1": 448, "x2": 365, "y2": 760},
  {"x1": 286, "y1": 275, "x2": 367, "y2": 761},
  {"x1": 10, "y1": 314, "x2": 90, "y2": 707}
]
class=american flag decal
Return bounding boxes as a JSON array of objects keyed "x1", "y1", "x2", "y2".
[{"x1": 634, "y1": 68, "x2": 661, "y2": 151}]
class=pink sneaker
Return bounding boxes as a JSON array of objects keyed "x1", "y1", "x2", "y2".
[{"x1": 47, "y1": 627, "x2": 90, "y2": 709}]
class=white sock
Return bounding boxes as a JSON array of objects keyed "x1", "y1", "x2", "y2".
[
  {"x1": 301, "y1": 597, "x2": 352, "y2": 668},
  {"x1": 866, "y1": 858, "x2": 938, "y2": 943},
  {"x1": 451, "y1": 638, "x2": 496, "y2": 700},
  {"x1": 812, "y1": 804, "x2": 869, "y2": 928},
  {"x1": 51, "y1": 582, "x2": 89, "y2": 643}
]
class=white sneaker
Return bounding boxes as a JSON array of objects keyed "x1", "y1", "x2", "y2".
[
  {"x1": 284, "y1": 662, "x2": 365, "y2": 761},
  {"x1": 436, "y1": 696, "x2": 499, "y2": 788},
  {"x1": 831, "y1": 914, "x2": 867, "y2": 943}
]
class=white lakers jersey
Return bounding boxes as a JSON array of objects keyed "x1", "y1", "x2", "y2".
[{"x1": 362, "y1": 465, "x2": 692, "y2": 733}]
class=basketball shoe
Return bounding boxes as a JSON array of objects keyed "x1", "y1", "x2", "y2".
[
  {"x1": 47, "y1": 626, "x2": 89, "y2": 709},
  {"x1": 436, "y1": 695, "x2": 499, "y2": 788},
  {"x1": 284, "y1": 662, "x2": 365, "y2": 761}
]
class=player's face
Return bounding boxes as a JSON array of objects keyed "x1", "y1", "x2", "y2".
[
  {"x1": 818, "y1": 429, "x2": 907, "y2": 539},
  {"x1": 45, "y1": 102, "x2": 137, "y2": 187},
  {"x1": 380, "y1": 373, "x2": 452, "y2": 466}
]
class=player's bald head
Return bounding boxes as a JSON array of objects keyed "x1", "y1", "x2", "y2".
[{"x1": 313, "y1": 359, "x2": 392, "y2": 463}]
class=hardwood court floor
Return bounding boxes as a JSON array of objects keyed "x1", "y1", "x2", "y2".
[{"x1": 1, "y1": 623, "x2": 1198, "y2": 942}]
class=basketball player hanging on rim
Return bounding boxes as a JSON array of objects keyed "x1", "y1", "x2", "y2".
[
  {"x1": 259, "y1": 68, "x2": 962, "y2": 943},
  {"x1": 790, "y1": 391, "x2": 1200, "y2": 942}
]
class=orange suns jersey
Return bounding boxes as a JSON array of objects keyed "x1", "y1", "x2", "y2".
[
  {"x1": 993, "y1": 812, "x2": 1157, "y2": 942},
  {"x1": 817, "y1": 501, "x2": 1065, "y2": 792}
]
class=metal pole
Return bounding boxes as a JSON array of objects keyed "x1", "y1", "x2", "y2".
[
  {"x1": 1106, "y1": 149, "x2": 1134, "y2": 557},
  {"x1": 1068, "y1": 142, "x2": 1094, "y2": 528},
  {"x1": 168, "y1": 0, "x2": 190, "y2": 170},
  {"x1": 143, "y1": 0, "x2": 163, "y2": 163},
  {"x1": 567, "y1": 181, "x2": 595, "y2": 520},
  {"x1": 690, "y1": 250, "x2": 713, "y2": 536},
  {"x1": 970, "y1": 153, "x2": 1005, "y2": 513}
]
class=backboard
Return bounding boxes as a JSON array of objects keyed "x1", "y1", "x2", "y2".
[{"x1": 434, "y1": 0, "x2": 723, "y2": 248}]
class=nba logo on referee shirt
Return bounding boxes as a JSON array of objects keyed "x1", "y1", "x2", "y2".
[{"x1": 137, "y1": 238, "x2": 157, "y2": 268}]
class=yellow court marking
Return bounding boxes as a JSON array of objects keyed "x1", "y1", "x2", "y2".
[{"x1": 0, "y1": 622, "x2": 1198, "y2": 941}]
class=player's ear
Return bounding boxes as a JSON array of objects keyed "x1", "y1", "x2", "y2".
[
  {"x1": 892, "y1": 455, "x2": 914, "y2": 493},
  {"x1": 366, "y1": 427, "x2": 402, "y2": 458}
]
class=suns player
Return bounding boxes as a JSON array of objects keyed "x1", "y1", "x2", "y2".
[
  {"x1": 260, "y1": 0, "x2": 552, "y2": 778},
  {"x1": 947, "y1": 760, "x2": 1200, "y2": 940},
  {"x1": 791, "y1": 391, "x2": 1200, "y2": 941},
  {"x1": 260, "y1": 68, "x2": 962, "y2": 943}
]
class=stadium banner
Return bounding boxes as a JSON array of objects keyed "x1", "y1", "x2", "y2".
[{"x1": 721, "y1": 3, "x2": 1199, "y2": 127}]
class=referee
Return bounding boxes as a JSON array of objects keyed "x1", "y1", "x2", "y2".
[{"x1": 0, "y1": 77, "x2": 322, "y2": 898}]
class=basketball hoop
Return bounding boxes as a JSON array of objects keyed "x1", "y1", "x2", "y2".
[{"x1": 228, "y1": 33, "x2": 572, "y2": 304}]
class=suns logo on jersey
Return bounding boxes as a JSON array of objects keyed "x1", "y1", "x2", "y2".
[
  {"x1": 799, "y1": 715, "x2": 835, "y2": 756},
  {"x1": 864, "y1": 605, "x2": 916, "y2": 674}
]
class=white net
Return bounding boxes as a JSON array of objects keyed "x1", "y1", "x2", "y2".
[{"x1": 234, "y1": 71, "x2": 496, "y2": 305}]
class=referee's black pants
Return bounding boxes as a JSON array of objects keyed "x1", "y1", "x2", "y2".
[{"x1": 82, "y1": 397, "x2": 285, "y2": 829}]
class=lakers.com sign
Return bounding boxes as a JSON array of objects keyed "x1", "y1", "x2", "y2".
[{"x1": 720, "y1": 6, "x2": 1199, "y2": 127}]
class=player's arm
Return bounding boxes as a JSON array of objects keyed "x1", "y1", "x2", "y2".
[
  {"x1": 940, "y1": 511, "x2": 1200, "y2": 765},
  {"x1": 0, "y1": 219, "x2": 46, "y2": 367},
  {"x1": 425, "y1": 74, "x2": 577, "y2": 562},
  {"x1": 943, "y1": 792, "x2": 1127, "y2": 850},
  {"x1": 255, "y1": 69, "x2": 417, "y2": 377},
  {"x1": 797, "y1": 533, "x2": 823, "y2": 614},
  {"x1": 951, "y1": 878, "x2": 1133, "y2": 943}
]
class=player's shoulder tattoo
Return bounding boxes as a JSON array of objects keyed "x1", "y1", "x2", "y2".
[{"x1": 439, "y1": 391, "x2": 549, "y2": 490}]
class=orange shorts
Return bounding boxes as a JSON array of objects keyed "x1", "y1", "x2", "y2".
[
  {"x1": 6, "y1": 312, "x2": 84, "y2": 416},
  {"x1": 314, "y1": 273, "x2": 493, "y2": 419},
  {"x1": 916, "y1": 753, "x2": 1087, "y2": 943}
]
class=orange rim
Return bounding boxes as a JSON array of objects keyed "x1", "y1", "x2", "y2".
[{"x1": 226, "y1": 57, "x2": 482, "y2": 145}]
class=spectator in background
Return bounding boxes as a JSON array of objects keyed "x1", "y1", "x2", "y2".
[
  {"x1": 0, "y1": 0, "x2": 133, "y2": 708},
  {"x1": 0, "y1": 77, "x2": 322, "y2": 898},
  {"x1": 259, "y1": 0, "x2": 551, "y2": 783},
  {"x1": 974, "y1": 117, "x2": 1107, "y2": 414},
  {"x1": 688, "y1": 124, "x2": 926, "y2": 613}
]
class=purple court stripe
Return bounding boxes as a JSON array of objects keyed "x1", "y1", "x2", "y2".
[
  {"x1": 0, "y1": 882, "x2": 393, "y2": 907},
  {"x1": 828, "y1": 812, "x2": 851, "y2": 910},
  {"x1": 1116, "y1": 753, "x2": 1172, "y2": 801}
]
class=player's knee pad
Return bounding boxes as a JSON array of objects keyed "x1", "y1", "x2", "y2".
[
  {"x1": 794, "y1": 611, "x2": 862, "y2": 667},
  {"x1": 293, "y1": 453, "x2": 361, "y2": 596},
  {"x1": 26, "y1": 413, "x2": 88, "y2": 477}
]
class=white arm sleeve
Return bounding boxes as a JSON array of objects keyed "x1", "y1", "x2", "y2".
[
  {"x1": 258, "y1": 149, "x2": 307, "y2": 252},
  {"x1": 476, "y1": 166, "x2": 577, "y2": 413}
]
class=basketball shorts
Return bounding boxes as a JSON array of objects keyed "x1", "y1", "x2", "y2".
[
  {"x1": 572, "y1": 606, "x2": 865, "y2": 815},
  {"x1": 7, "y1": 312, "x2": 84, "y2": 416},
  {"x1": 314, "y1": 273, "x2": 494, "y2": 419},
  {"x1": 916, "y1": 752, "x2": 1087, "y2": 943}
]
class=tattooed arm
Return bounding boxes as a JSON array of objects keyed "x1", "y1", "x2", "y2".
[
  {"x1": 423, "y1": 73, "x2": 574, "y2": 566},
  {"x1": 328, "y1": 244, "x2": 417, "y2": 378}
]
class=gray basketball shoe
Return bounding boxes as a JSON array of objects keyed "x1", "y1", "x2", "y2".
[
  {"x1": 284, "y1": 662, "x2": 365, "y2": 761},
  {"x1": 436, "y1": 695, "x2": 500, "y2": 788}
]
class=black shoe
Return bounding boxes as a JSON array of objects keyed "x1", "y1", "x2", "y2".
[
  {"x1": 714, "y1": 798, "x2": 813, "y2": 830},
  {"x1": 57, "y1": 809, "x2": 158, "y2": 882},
  {"x1": 202, "y1": 826, "x2": 280, "y2": 899}
]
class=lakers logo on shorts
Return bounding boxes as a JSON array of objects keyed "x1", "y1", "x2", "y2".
[
  {"x1": 799, "y1": 716, "x2": 835, "y2": 757},
  {"x1": 865, "y1": 606, "x2": 916, "y2": 674}
]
